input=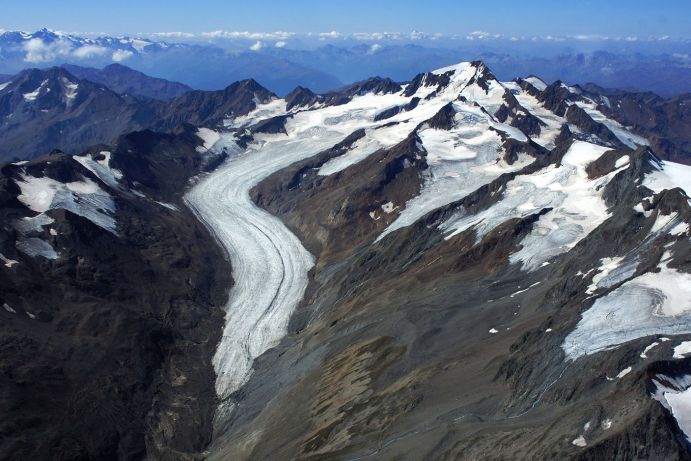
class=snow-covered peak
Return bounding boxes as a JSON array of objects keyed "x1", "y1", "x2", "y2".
[
  {"x1": 431, "y1": 60, "x2": 477, "y2": 76},
  {"x1": 0, "y1": 29, "x2": 171, "y2": 66}
]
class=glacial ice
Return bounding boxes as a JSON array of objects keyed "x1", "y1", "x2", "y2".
[
  {"x1": 440, "y1": 141, "x2": 619, "y2": 271},
  {"x1": 15, "y1": 173, "x2": 117, "y2": 234},
  {"x1": 73, "y1": 151, "x2": 123, "y2": 189},
  {"x1": 652, "y1": 374, "x2": 691, "y2": 442},
  {"x1": 563, "y1": 263, "x2": 691, "y2": 360},
  {"x1": 574, "y1": 100, "x2": 649, "y2": 149}
]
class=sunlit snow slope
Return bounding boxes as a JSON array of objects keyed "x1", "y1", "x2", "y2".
[{"x1": 185, "y1": 61, "x2": 691, "y2": 433}]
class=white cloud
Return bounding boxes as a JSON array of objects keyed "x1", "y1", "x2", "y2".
[
  {"x1": 23, "y1": 38, "x2": 73, "y2": 63},
  {"x1": 200, "y1": 30, "x2": 294, "y2": 40},
  {"x1": 466, "y1": 30, "x2": 501, "y2": 40},
  {"x1": 368, "y1": 43, "x2": 382, "y2": 54},
  {"x1": 275, "y1": 40, "x2": 287, "y2": 48},
  {"x1": 409, "y1": 31, "x2": 427, "y2": 40},
  {"x1": 249, "y1": 41, "x2": 263, "y2": 51},
  {"x1": 112, "y1": 49, "x2": 134, "y2": 62},
  {"x1": 146, "y1": 31, "x2": 196, "y2": 38},
  {"x1": 73, "y1": 45, "x2": 108, "y2": 59},
  {"x1": 318, "y1": 31, "x2": 342, "y2": 39}
]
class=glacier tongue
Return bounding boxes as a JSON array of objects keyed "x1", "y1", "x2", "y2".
[{"x1": 185, "y1": 129, "x2": 350, "y2": 416}]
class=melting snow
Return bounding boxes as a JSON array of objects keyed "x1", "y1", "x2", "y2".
[
  {"x1": 156, "y1": 201, "x2": 178, "y2": 211},
  {"x1": 23, "y1": 79, "x2": 48, "y2": 102},
  {"x1": 643, "y1": 160, "x2": 691, "y2": 197},
  {"x1": 62, "y1": 77, "x2": 78, "y2": 105},
  {"x1": 641, "y1": 342, "x2": 660, "y2": 359},
  {"x1": 616, "y1": 366, "x2": 632, "y2": 379},
  {"x1": 196, "y1": 128, "x2": 221, "y2": 152},
  {"x1": 73, "y1": 151, "x2": 123, "y2": 189},
  {"x1": 523, "y1": 76, "x2": 547, "y2": 91},
  {"x1": 614, "y1": 155, "x2": 630, "y2": 169},
  {"x1": 0, "y1": 253, "x2": 19, "y2": 268},
  {"x1": 574, "y1": 100, "x2": 648, "y2": 149},
  {"x1": 652, "y1": 374, "x2": 691, "y2": 442},
  {"x1": 586, "y1": 256, "x2": 638, "y2": 294},
  {"x1": 510, "y1": 281, "x2": 541, "y2": 297},
  {"x1": 227, "y1": 97, "x2": 287, "y2": 129},
  {"x1": 674, "y1": 341, "x2": 691, "y2": 359},
  {"x1": 15, "y1": 173, "x2": 117, "y2": 233},
  {"x1": 378, "y1": 108, "x2": 535, "y2": 241},
  {"x1": 440, "y1": 141, "x2": 619, "y2": 271},
  {"x1": 16, "y1": 237, "x2": 58, "y2": 259},
  {"x1": 563, "y1": 256, "x2": 691, "y2": 360},
  {"x1": 381, "y1": 201, "x2": 396, "y2": 213},
  {"x1": 572, "y1": 435, "x2": 587, "y2": 447}
]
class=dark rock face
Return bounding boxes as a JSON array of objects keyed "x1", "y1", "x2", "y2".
[
  {"x1": 0, "y1": 70, "x2": 278, "y2": 162},
  {"x1": 565, "y1": 104, "x2": 622, "y2": 147},
  {"x1": 0, "y1": 131, "x2": 230, "y2": 460},
  {"x1": 63, "y1": 63, "x2": 192, "y2": 101},
  {"x1": 340, "y1": 76, "x2": 402, "y2": 97},
  {"x1": 156, "y1": 79, "x2": 277, "y2": 131},
  {"x1": 249, "y1": 115, "x2": 292, "y2": 135},
  {"x1": 0, "y1": 67, "x2": 162, "y2": 162},
  {"x1": 582, "y1": 84, "x2": 691, "y2": 165},
  {"x1": 403, "y1": 70, "x2": 453, "y2": 97},
  {"x1": 285, "y1": 86, "x2": 322, "y2": 111},
  {"x1": 374, "y1": 97, "x2": 420, "y2": 122},
  {"x1": 538, "y1": 81, "x2": 574, "y2": 116},
  {"x1": 427, "y1": 102, "x2": 457, "y2": 130}
]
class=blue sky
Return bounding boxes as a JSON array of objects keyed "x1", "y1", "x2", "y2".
[{"x1": 2, "y1": 0, "x2": 689, "y2": 38}]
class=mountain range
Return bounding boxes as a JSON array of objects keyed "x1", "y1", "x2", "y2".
[
  {"x1": 1, "y1": 57, "x2": 690, "y2": 460},
  {"x1": 0, "y1": 62, "x2": 688, "y2": 167},
  {"x1": 1, "y1": 29, "x2": 691, "y2": 96}
]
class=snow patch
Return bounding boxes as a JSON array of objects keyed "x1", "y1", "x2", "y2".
[
  {"x1": 616, "y1": 366, "x2": 632, "y2": 379},
  {"x1": 572, "y1": 435, "x2": 587, "y2": 447},
  {"x1": 197, "y1": 128, "x2": 221, "y2": 153},
  {"x1": 652, "y1": 374, "x2": 691, "y2": 442},
  {"x1": 524, "y1": 76, "x2": 547, "y2": 91},
  {"x1": 381, "y1": 201, "x2": 396, "y2": 213},
  {"x1": 441, "y1": 141, "x2": 618, "y2": 271},
  {"x1": 156, "y1": 201, "x2": 178, "y2": 211},
  {"x1": 574, "y1": 100, "x2": 648, "y2": 149},
  {"x1": 23, "y1": 79, "x2": 48, "y2": 102},
  {"x1": 643, "y1": 160, "x2": 691, "y2": 197},
  {"x1": 614, "y1": 155, "x2": 630, "y2": 169},
  {"x1": 73, "y1": 151, "x2": 123, "y2": 189},
  {"x1": 15, "y1": 173, "x2": 117, "y2": 233},
  {"x1": 674, "y1": 341, "x2": 691, "y2": 359},
  {"x1": 0, "y1": 253, "x2": 19, "y2": 268},
  {"x1": 641, "y1": 342, "x2": 660, "y2": 359},
  {"x1": 586, "y1": 256, "x2": 638, "y2": 294},
  {"x1": 563, "y1": 258, "x2": 691, "y2": 360}
]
